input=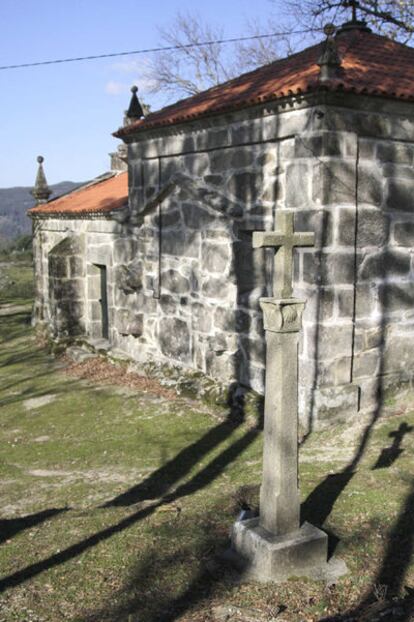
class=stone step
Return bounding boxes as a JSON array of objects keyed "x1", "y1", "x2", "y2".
[
  {"x1": 108, "y1": 348, "x2": 132, "y2": 362},
  {"x1": 66, "y1": 346, "x2": 97, "y2": 364},
  {"x1": 87, "y1": 338, "x2": 111, "y2": 353}
]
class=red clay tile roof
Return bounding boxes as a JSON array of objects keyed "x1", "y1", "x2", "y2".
[
  {"x1": 29, "y1": 172, "x2": 128, "y2": 217},
  {"x1": 115, "y1": 28, "x2": 414, "y2": 137}
]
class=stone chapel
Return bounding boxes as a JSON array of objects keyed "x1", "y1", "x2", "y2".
[{"x1": 29, "y1": 19, "x2": 414, "y2": 428}]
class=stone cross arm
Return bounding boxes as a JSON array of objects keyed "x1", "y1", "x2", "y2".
[
  {"x1": 253, "y1": 230, "x2": 314, "y2": 248},
  {"x1": 252, "y1": 212, "x2": 315, "y2": 299}
]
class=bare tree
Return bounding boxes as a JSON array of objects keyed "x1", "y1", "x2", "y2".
[
  {"x1": 285, "y1": 1, "x2": 414, "y2": 43},
  {"x1": 145, "y1": 12, "x2": 236, "y2": 98},
  {"x1": 145, "y1": 11, "x2": 289, "y2": 99},
  {"x1": 234, "y1": 17, "x2": 297, "y2": 68},
  {"x1": 145, "y1": 2, "x2": 414, "y2": 101}
]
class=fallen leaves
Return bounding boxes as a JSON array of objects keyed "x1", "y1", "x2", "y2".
[{"x1": 62, "y1": 356, "x2": 177, "y2": 401}]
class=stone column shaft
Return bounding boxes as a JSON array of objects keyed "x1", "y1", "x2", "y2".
[{"x1": 259, "y1": 297, "x2": 305, "y2": 536}]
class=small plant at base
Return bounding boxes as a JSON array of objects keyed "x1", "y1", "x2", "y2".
[{"x1": 373, "y1": 583, "x2": 388, "y2": 602}]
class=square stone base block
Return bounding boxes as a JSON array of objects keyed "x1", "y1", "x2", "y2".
[{"x1": 229, "y1": 518, "x2": 334, "y2": 583}]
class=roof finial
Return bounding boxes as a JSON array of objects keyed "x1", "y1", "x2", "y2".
[
  {"x1": 343, "y1": 0, "x2": 358, "y2": 22},
  {"x1": 338, "y1": 0, "x2": 371, "y2": 33},
  {"x1": 126, "y1": 85, "x2": 144, "y2": 121},
  {"x1": 31, "y1": 155, "x2": 52, "y2": 204},
  {"x1": 318, "y1": 24, "x2": 342, "y2": 82}
]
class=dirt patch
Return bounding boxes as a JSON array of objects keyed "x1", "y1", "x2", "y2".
[
  {"x1": 62, "y1": 356, "x2": 177, "y2": 400},
  {"x1": 27, "y1": 467, "x2": 150, "y2": 485},
  {"x1": 23, "y1": 394, "x2": 57, "y2": 411},
  {"x1": 28, "y1": 469, "x2": 75, "y2": 478}
]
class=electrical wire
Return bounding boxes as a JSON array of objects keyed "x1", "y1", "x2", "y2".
[{"x1": 0, "y1": 28, "x2": 320, "y2": 71}]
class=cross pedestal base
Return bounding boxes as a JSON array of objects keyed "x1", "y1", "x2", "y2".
[{"x1": 230, "y1": 518, "x2": 331, "y2": 583}]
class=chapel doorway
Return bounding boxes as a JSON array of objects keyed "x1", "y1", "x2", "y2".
[
  {"x1": 97, "y1": 264, "x2": 109, "y2": 340},
  {"x1": 88, "y1": 263, "x2": 109, "y2": 340}
]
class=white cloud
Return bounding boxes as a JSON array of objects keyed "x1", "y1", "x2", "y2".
[
  {"x1": 105, "y1": 56, "x2": 158, "y2": 102},
  {"x1": 105, "y1": 75, "x2": 157, "y2": 97},
  {"x1": 110, "y1": 59, "x2": 141, "y2": 74},
  {"x1": 105, "y1": 81, "x2": 129, "y2": 96}
]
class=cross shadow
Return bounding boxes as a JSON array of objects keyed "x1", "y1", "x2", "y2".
[
  {"x1": 300, "y1": 383, "x2": 389, "y2": 558},
  {"x1": 300, "y1": 352, "x2": 392, "y2": 560},
  {"x1": 372, "y1": 422, "x2": 413, "y2": 470}
]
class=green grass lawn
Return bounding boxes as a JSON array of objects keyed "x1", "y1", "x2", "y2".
[
  {"x1": 0, "y1": 257, "x2": 34, "y2": 306},
  {"x1": 1, "y1": 262, "x2": 414, "y2": 621}
]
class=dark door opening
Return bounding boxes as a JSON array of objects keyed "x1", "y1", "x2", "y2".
[{"x1": 97, "y1": 264, "x2": 109, "y2": 339}]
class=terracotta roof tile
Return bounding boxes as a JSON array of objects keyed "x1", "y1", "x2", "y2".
[
  {"x1": 29, "y1": 172, "x2": 128, "y2": 217},
  {"x1": 115, "y1": 29, "x2": 414, "y2": 137}
]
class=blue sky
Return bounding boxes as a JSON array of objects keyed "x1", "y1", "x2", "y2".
[{"x1": 0, "y1": 0, "x2": 307, "y2": 187}]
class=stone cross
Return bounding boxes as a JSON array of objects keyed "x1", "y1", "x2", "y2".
[
  {"x1": 347, "y1": 0, "x2": 358, "y2": 22},
  {"x1": 230, "y1": 212, "x2": 333, "y2": 583},
  {"x1": 253, "y1": 211, "x2": 315, "y2": 536},
  {"x1": 252, "y1": 211, "x2": 314, "y2": 298}
]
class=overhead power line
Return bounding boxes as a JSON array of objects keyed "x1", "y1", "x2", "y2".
[{"x1": 0, "y1": 29, "x2": 317, "y2": 71}]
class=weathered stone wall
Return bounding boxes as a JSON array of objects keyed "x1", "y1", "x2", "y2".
[
  {"x1": 123, "y1": 97, "x2": 414, "y2": 425},
  {"x1": 119, "y1": 121, "x2": 301, "y2": 394},
  {"x1": 32, "y1": 218, "x2": 125, "y2": 342},
  {"x1": 290, "y1": 128, "x2": 361, "y2": 426},
  {"x1": 289, "y1": 99, "x2": 414, "y2": 426},
  {"x1": 353, "y1": 136, "x2": 414, "y2": 412},
  {"x1": 48, "y1": 235, "x2": 86, "y2": 337},
  {"x1": 31, "y1": 94, "x2": 414, "y2": 427}
]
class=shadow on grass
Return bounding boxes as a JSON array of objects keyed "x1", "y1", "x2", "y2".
[
  {"x1": 319, "y1": 479, "x2": 414, "y2": 622},
  {"x1": 0, "y1": 313, "x2": 33, "y2": 346},
  {"x1": 372, "y1": 422, "x2": 413, "y2": 470},
  {"x1": 374, "y1": 480, "x2": 414, "y2": 597},
  {"x1": 80, "y1": 494, "x2": 237, "y2": 622},
  {"x1": 81, "y1": 513, "x2": 230, "y2": 622},
  {"x1": 0, "y1": 358, "x2": 91, "y2": 409},
  {"x1": 0, "y1": 313, "x2": 92, "y2": 407},
  {"x1": 301, "y1": 471, "x2": 354, "y2": 559},
  {"x1": 300, "y1": 398, "x2": 386, "y2": 558},
  {"x1": 0, "y1": 295, "x2": 261, "y2": 602},
  {"x1": 0, "y1": 508, "x2": 68, "y2": 545},
  {"x1": 103, "y1": 418, "x2": 247, "y2": 507},
  {"x1": 0, "y1": 374, "x2": 91, "y2": 409},
  {"x1": 0, "y1": 351, "x2": 49, "y2": 374},
  {"x1": 0, "y1": 422, "x2": 259, "y2": 594}
]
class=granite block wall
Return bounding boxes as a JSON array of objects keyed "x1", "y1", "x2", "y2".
[
  {"x1": 113, "y1": 138, "x2": 283, "y2": 393},
  {"x1": 31, "y1": 97, "x2": 414, "y2": 427},
  {"x1": 48, "y1": 235, "x2": 86, "y2": 337},
  {"x1": 353, "y1": 136, "x2": 414, "y2": 412}
]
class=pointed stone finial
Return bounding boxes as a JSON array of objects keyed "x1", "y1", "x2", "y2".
[
  {"x1": 346, "y1": 0, "x2": 358, "y2": 22},
  {"x1": 126, "y1": 85, "x2": 144, "y2": 120},
  {"x1": 31, "y1": 155, "x2": 52, "y2": 204},
  {"x1": 337, "y1": 1, "x2": 371, "y2": 34},
  {"x1": 318, "y1": 24, "x2": 342, "y2": 82}
]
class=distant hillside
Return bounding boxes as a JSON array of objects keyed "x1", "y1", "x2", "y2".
[{"x1": 0, "y1": 181, "x2": 84, "y2": 248}]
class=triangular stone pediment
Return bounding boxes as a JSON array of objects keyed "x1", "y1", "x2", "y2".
[{"x1": 137, "y1": 173, "x2": 244, "y2": 225}]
